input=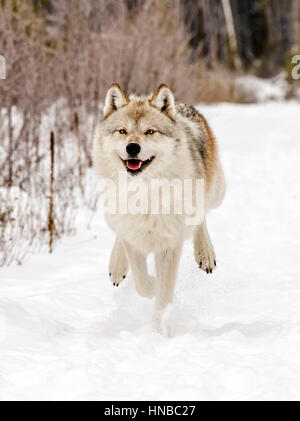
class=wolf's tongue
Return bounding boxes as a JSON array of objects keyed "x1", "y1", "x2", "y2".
[{"x1": 126, "y1": 160, "x2": 142, "y2": 170}]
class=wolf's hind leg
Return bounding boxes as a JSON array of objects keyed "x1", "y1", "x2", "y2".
[
  {"x1": 155, "y1": 242, "x2": 183, "y2": 311},
  {"x1": 194, "y1": 219, "x2": 216, "y2": 274},
  {"x1": 123, "y1": 242, "x2": 156, "y2": 298},
  {"x1": 109, "y1": 238, "x2": 129, "y2": 287}
]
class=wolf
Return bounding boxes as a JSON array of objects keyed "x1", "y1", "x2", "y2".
[{"x1": 93, "y1": 84, "x2": 225, "y2": 315}]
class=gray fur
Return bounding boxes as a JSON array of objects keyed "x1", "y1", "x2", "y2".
[{"x1": 176, "y1": 103, "x2": 207, "y2": 161}]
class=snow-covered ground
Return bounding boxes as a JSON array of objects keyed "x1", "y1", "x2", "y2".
[{"x1": 0, "y1": 102, "x2": 300, "y2": 401}]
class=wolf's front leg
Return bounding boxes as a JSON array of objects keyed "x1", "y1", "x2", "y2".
[
  {"x1": 155, "y1": 242, "x2": 183, "y2": 311},
  {"x1": 109, "y1": 238, "x2": 129, "y2": 286},
  {"x1": 194, "y1": 218, "x2": 216, "y2": 274},
  {"x1": 123, "y1": 242, "x2": 156, "y2": 298}
]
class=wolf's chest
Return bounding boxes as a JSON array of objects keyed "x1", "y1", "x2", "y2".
[{"x1": 106, "y1": 213, "x2": 186, "y2": 253}]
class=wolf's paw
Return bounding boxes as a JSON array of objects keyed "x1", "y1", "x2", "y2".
[
  {"x1": 195, "y1": 246, "x2": 216, "y2": 274},
  {"x1": 109, "y1": 242, "x2": 129, "y2": 287},
  {"x1": 109, "y1": 270, "x2": 127, "y2": 287},
  {"x1": 109, "y1": 259, "x2": 128, "y2": 287}
]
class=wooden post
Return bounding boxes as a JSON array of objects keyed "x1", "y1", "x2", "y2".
[
  {"x1": 74, "y1": 111, "x2": 83, "y2": 195},
  {"x1": 48, "y1": 131, "x2": 55, "y2": 254},
  {"x1": 221, "y1": 0, "x2": 242, "y2": 70}
]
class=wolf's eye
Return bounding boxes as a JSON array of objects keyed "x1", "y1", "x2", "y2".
[
  {"x1": 119, "y1": 129, "x2": 127, "y2": 135},
  {"x1": 145, "y1": 129, "x2": 155, "y2": 135}
]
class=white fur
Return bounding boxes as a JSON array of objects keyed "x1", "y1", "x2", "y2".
[{"x1": 93, "y1": 85, "x2": 225, "y2": 323}]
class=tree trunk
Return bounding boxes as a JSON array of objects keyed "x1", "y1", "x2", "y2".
[{"x1": 221, "y1": 0, "x2": 241, "y2": 70}]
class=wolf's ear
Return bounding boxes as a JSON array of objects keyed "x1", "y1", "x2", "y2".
[
  {"x1": 150, "y1": 84, "x2": 176, "y2": 120},
  {"x1": 103, "y1": 84, "x2": 129, "y2": 118}
]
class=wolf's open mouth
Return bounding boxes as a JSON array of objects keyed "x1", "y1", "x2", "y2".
[{"x1": 122, "y1": 156, "x2": 155, "y2": 174}]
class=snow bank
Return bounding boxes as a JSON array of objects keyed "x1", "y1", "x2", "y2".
[
  {"x1": 0, "y1": 102, "x2": 300, "y2": 400},
  {"x1": 235, "y1": 73, "x2": 300, "y2": 102}
]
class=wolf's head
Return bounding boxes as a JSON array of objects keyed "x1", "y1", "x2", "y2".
[{"x1": 93, "y1": 84, "x2": 181, "y2": 179}]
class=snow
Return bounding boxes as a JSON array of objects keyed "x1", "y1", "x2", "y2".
[
  {"x1": 1, "y1": 102, "x2": 300, "y2": 401},
  {"x1": 235, "y1": 73, "x2": 290, "y2": 102}
]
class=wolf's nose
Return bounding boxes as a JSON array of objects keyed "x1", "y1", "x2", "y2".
[{"x1": 126, "y1": 142, "x2": 141, "y2": 156}]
